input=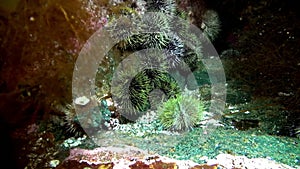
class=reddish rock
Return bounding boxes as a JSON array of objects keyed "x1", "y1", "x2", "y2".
[{"x1": 56, "y1": 146, "x2": 218, "y2": 169}]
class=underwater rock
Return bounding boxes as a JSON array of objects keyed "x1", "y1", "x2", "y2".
[
  {"x1": 57, "y1": 147, "x2": 296, "y2": 169},
  {"x1": 56, "y1": 146, "x2": 217, "y2": 169},
  {"x1": 207, "y1": 154, "x2": 295, "y2": 169}
]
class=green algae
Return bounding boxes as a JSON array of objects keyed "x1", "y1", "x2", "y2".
[{"x1": 163, "y1": 128, "x2": 299, "y2": 168}]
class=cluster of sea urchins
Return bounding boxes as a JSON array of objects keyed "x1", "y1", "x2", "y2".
[
  {"x1": 58, "y1": 0, "x2": 221, "y2": 136},
  {"x1": 103, "y1": 0, "x2": 221, "y2": 121}
]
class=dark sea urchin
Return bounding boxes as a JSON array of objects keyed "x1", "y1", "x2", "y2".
[
  {"x1": 200, "y1": 10, "x2": 221, "y2": 42},
  {"x1": 112, "y1": 67, "x2": 181, "y2": 121},
  {"x1": 61, "y1": 97, "x2": 112, "y2": 136},
  {"x1": 106, "y1": 0, "x2": 177, "y2": 50},
  {"x1": 144, "y1": 0, "x2": 176, "y2": 15},
  {"x1": 61, "y1": 104, "x2": 86, "y2": 137}
]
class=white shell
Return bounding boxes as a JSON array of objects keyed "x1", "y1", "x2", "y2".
[{"x1": 74, "y1": 96, "x2": 90, "y2": 106}]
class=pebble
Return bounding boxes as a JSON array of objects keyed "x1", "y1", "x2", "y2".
[{"x1": 49, "y1": 159, "x2": 60, "y2": 168}]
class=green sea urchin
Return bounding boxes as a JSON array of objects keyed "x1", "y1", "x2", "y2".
[{"x1": 158, "y1": 93, "x2": 205, "y2": 131}]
